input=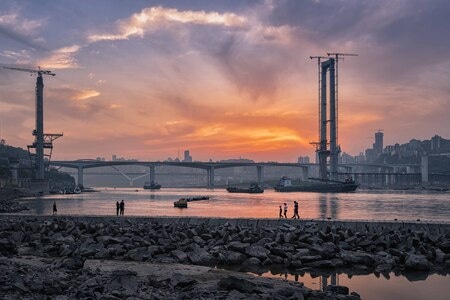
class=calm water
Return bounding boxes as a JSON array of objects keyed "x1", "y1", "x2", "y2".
[
  {"x1": 19, "y1": 188, "x2": 450, "y2": 222},
  {"x1": 17, "y1": 187, "x2": 450, "y2": 299},
  {"x1": 261, "y1": 271, "x2": 450, "y2": 300}
]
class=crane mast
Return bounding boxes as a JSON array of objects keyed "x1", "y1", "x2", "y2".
[
  {"x1": 309, "y1": 53, "x2": 357, "y2": 181},
  {"x1": 3, "y1": 66, "x2": 61, "y2": 181}
]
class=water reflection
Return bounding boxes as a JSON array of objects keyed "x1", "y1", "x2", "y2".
[
  {"x1": 17, "y1": 188, "x2": 450, "y2": 222},
  {"x1": 318, "y1": 194, "x2": 339, "y2": 219},
  {"x1": 255, "y1": 267, "x2": 450, "y2": 300}
]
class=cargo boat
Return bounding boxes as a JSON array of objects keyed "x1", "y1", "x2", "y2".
[
  {"x1": 143, "y1": 181, "x2": 161, "y2": 190},
  {"x1": 274, "y1": 176, "x2": 359, "y2": 193},
  {"x1": 226, "y1": 183, "x2": 264, "y2": 194}
]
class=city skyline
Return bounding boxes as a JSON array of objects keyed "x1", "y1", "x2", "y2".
[{"x1": 1, "y1": 1, "x2": 449, "y2": 162}]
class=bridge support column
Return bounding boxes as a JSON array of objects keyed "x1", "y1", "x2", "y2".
[
  {"x1": 77, "y1": 166, "x2": 84, "y2": 188},
  {"x1": 421, "y1": 155, "x2": 429, "y2": 186},
  {"x1": 301, "y1": 167, "x2": 309, "y2": 181},
  {"x1": 256, "y1": 166, "x2": 264, "y2": 186},
  {"x1": 149, "y1": 166, "x2": 155, "y2": 183},
  {"x1": 207, "y1": 166, "x2": 215, "y2": 189}
]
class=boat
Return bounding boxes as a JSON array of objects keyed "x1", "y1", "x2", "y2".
[
  {"x1": 274, "y1": 176, "x2": 359, "y2": 193},
  {"x1": 174, "y1": 198, "x2": 188, "y2": 208},
  {"x1": 226, "y1": 183, "x2": 264, "y2": 194},
  {"x1": 73, "y1": 186, "x2": 81, "y2": 194},
  {"x1": 143, "y1": 181, "x2": 161, "y2": 190},
  {"x1": 187, "y1": 196, "x2": 210, "y2": 201}
]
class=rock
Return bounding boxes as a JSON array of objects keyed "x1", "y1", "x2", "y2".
[
  {"x1": 187, "y1": 248, "x2": 214, "y2": 265},
  {"x1": 325, "y1": 285, "x2": 349, "y2": 295},
  {"x1": 245, "y1": 245, "x2": 270, "y2": 259},
  {"x1": 228, "y1": 241, "x2": 250, "y2": 253},
  {"x1": 435, "y1": 249, "x2": 445, "y2": 263},
  {"x1": 218, "y1": 275, "x2": 257, "y2": 293},
  {"x1": 107, "y1": 269, "x2": 138, "y2": 293},
  {"x1": 220, "y1": 250, "x2": 247, "y2": 265},
  {"x1": 243, "y1": 257, "x2": 261, "y2": 266},
  {"x1": 340, "y1": 251, "x2": 376, "y2": 266},
  {"x1": 171, "y1": 249, "x2": 188, "y2": 262},
  {"x1": 305, "y1": 260, "x2": 333, "y2": 268},
  {"x1": 125, "y1": 247, "x2": 150, "y2": 261},
  {"x1": 60, "y1": 256, "x2": 86, "y2": 270},
  {"x1": 404, "y1": 254, "x2": 430, "y2": 271},
  {"x1": 438, "y1": 240, "x2": 450, "y2": 253}
]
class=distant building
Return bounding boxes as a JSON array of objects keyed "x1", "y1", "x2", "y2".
[
  {"x1": 183, "y1": 150, "x2": 193, "y2": 162},
  {"x1": 373, "y1": 131, "x2": 383, "y2": 154},
  {"x1": 297, "y1": 156, "x2": 310, "y2": 164}
]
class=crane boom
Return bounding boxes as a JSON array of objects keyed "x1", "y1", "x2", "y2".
[
  {"x1": 3, "y1": 66, "x2": 55, "y2": 76},
  {"x1": 327, "y1": 53, "x2": 358, "y2": 57}
]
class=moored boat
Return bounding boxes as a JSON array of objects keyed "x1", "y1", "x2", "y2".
[
  {"x1": 274, "y1": 176, "x2": 359, "y2": 193},
  {"x1": 143, "y1": 181, "x2": 161, "y2": 190},
  {"x1": 226, "y1": 183, "x2": 264, "y2": 194}
]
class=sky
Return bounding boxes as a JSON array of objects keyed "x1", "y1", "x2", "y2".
[{"x1": 1, "y1": 0, "x2": 449, "y2": 162}]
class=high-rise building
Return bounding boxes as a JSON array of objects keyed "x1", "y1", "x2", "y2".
[
  {"x1": 373, "y1": 130, "x2": 384, "y2": 154},
  {"x1": 183, "y1": 150, "x2": 193, "y2": 162}
]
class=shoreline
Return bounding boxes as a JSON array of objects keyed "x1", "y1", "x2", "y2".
[{"x1": 1, "y1": 214, "x2": 449, "y2": 299}]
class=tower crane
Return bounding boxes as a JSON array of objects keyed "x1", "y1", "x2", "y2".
[
  {"x1": 326, "y1": 52, "x2": 358, "y2": 153},
  {"x1": 3, "y1": 66, "x2": 61, "y2": 181}
]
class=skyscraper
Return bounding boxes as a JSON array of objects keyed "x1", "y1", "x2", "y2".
[{"x1": 373, "y1": 131, "x2": 384, "y2": 154}]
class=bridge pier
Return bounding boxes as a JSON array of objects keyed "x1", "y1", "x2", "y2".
[
  {"x1": 77, "y1": 166, "x2": 84, "y2": 188},
  {"x1": 301, "y1": 166, "x2": 309, "y2": 181},
  {"x1": 207, "y1": 166, "x2": 215, "y2": 189},
  {"x1": 421, "y1": 155, "x2": 429, "y2": 186},
  {"x1": 149, "y1": 166, "x2": 155, "y2": 183},
  {"x1": 256, "y1": 166, "x2": 264, "y2": 186}
]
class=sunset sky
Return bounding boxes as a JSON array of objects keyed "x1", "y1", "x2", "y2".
[{"x1": 1, "y1": 0, "x2": 449, "y2": 162}]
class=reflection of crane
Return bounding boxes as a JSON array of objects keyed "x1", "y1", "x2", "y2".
[
  {"x1": 326, "y1": 53, "x2": 358, "y2": 149},
  {"x1": 3, "y1": 66, "x2": 61, "y2": 180}
]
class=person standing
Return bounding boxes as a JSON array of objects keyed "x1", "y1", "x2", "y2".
[
  {"x1": 283, "y1": 203, "x2": 288, "y2": 219},
  {"x1": 279, "y1": 205, "x2": 283, "y2": 218},
  {"x1": 120, "y1": 200, "x2": 125, "y2": 215},
  {"x1": 53, "y1": 202, "x2": 57, "y2": 215},
  {"x1": 292, "y1": 201, "x2": 300, "y2": 219},
  {"x1": 116, "y1": 201, "x2": 120, "y2": 216}
]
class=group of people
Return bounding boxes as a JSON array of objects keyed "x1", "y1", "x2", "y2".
[
  {"x1": 116, "y1": 200, "x2": 125, "y2": 215},
  {"x1": 279, "y1": 201, "x2": 300, "y2": 219}
]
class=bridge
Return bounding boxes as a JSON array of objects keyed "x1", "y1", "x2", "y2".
[{"x1": 49, "y1": 160, "x2": 423, "y2": 188}]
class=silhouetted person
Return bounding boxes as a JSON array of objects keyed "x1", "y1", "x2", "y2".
[
  {"x1": 283, "y1": 203, "x2": 288, "y2": 218},
  {"x1": 53, "y1": 202, "x2": 57, "y2": 215},
  {"x1": 292, "y1": 201, "x2": 300, "y2": 219},
  {"x1": 120, "y1": 200, "x2": 125, "y2": 215},
  {"x1": 279, "y1": 205, "x2": 283, "y2": 218},
  {"x1": 116, "y1": 201, "x2": 120, "y2": 216}
]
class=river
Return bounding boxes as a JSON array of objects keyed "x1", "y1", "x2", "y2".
[
  {"x1": 18, "y1": 188, "x2": 450, "y2": 299},
  {"x1": 19, "y1": 188, "x2": 450, "y2": 222}
]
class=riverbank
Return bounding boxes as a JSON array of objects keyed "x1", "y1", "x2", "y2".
[
  {"x1": 0, "y1": 215, "x2": 449, "y2": 299},
  {"x1": 0, "y1": 187, "x2": 30, "y2": 213}
]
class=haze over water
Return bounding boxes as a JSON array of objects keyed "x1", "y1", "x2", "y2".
[{"x1": 19, "y1": 188, "x2": 450, "y2": 223}]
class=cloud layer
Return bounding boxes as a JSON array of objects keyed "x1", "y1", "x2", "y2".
[{"x1": 0, "y1": 0, "x2": 449, "y2": 162}]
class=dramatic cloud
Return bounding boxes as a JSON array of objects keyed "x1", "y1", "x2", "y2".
[
  {"x1": 1, "y1": 1, "x2": 449, "y2": 161},
  {"x1": 88, "y1": 6, "x2": 248, "y2": 42},
  {"x1": 38, "y1": 45, "x2": 82, "y2": 69}
]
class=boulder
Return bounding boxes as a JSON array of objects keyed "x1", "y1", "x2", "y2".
[
  {"x1": 187, "y1": 248, "x2": 214, "y2": 265},
  {"x1": 404, "y1": 254, "x2": 430, "y2": 271},
  {"x1": 228, "y1": 241, "x2": 250, "y2": 253},
  {"x1": 218, "y1": 275, "x2": 256, "y2": 293},
  {"x1": 245, "y1": 245, "x2": 270, "y2": 260}
]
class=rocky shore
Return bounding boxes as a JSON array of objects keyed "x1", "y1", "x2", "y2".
[
  {"x1": 0, "y1": 215, "x2": 449, "y2": 299},
  {"x1": 0, "y1": 188, "x2": 30, "y2": 213}
]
